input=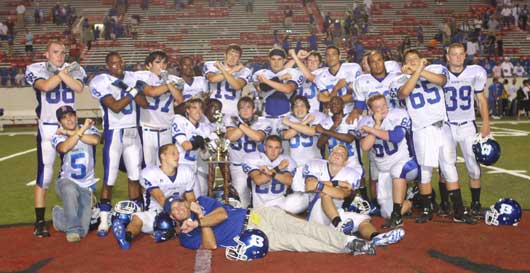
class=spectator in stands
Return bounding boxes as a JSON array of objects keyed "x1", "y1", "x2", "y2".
[
  {"x1": 501, "y1": 57, "x2": 514, "y2": 77},
  {"x1": 141, "y1": 0, "x2": 148, "y2": 10},
  {"x1": 500, "y1": 79, "x2": 510, "y2": 116},
  {"x1": 488, "y1": 78, "x2": 503, "y2": 119},
  {"x1": 497, "y1": 38, "x2": 504, "y2": 57},
  {"x1": 16, "y1": 3, "x2": 26, "y2": 27},
  {"x1": 507, "y1": 78, "x2": 519, "y2": 116},
  {"x1": 518, "y1": 80, "x2": 530, "y2": 119},
  {"x1": 353, "y1": 40, "x2": 364, "y2": 64},
  {"x1": 94, "y1": 25, "x2": 101, "y2": 41},
  {"x1": 520, "y1": 5, "x2": 528, "y2": 30},
  {"x1": 282, "y1": 34, "x2": 290, "y2": 53},
  {"x1": 487, "y1": 16, "x2": 499, "y2": 36},
  {"x1": 460, "y1": 16, "x2": 472, "y2": 34},
  {"x1": 466, "y1": 38, "x2": 479, "y2": 64},
  {"x1": 514, "y1": 61, "x2": 527, "y2": 77},
  {"x1": 473, "y1": 15, "x2": 483, "y2": 34},
  {"x1": 492, "y1": 61, "x2": 502, "y2": 78},
  {"x1": 308, "y1": 31, "x2": 318, "y2": 52},
  {"x1": 0, "y1": 22, "x2": 7, "y2": 41},
  {"x1": 52, "y1": 3, "x2": 61, "y2": 25},
  {"x1": 284, "y1": 9, "x2": 293, "y2": 32},
  {"x1": 501, "y1": 6, "x2": 511, "y2": 28},
  {"x1": 14, "y1": 68, "x2": 26, "y2": 87},
  {"x1": 25, "y1": 29, "x2": 33, "y2": 56},
  {"x1": 34, "y1": 3, "x2": 44, "y2": 25},
  {"x1": 324, "y1": 12, "x2": 332, "y2": 34},
  {"x1": 416, "y1": 26, "x2": 424, "y2": 46},
  {"x1": 513, "y1": 4, "x2": 521, "y2": 29},
  {"x1": 130, "y1": 15, "x2": 139, "y2": 40}
]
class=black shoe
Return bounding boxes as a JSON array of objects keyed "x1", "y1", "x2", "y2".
[
  {"x1": 470, "y1": 202, "x2": 484, "y2": 219},
  {"x1": 34, "y1": 220, "x2": 50, "y2": 237},
  {"x1": 453, "y1": 212, "x2": 478, "y2": 224},
  {"x1": 437, "y1": 201, "x2": 451, "y2": 217},
  {"x1": 415, "y1": 209, "x2": 433, "y2": 224},
  {"x1": 347, "y1": 239, "x2": 376, "y2": 256},
  {"x1": 382, "y1": 212, "x2": 403, "y2": 229}
]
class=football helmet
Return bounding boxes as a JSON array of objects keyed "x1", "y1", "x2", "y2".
[
  {"x1": 213, "y1": 185, "x2": 241, "y2": 208},
  {"x1": 485, "y1": 198, "x2": 522, "y2": 226},
  {"x1": 111, "y1": 200, "x2": 142, "y2": 226},
  {"x1": 472, "y1": 134, "x2": 501, "y2": 166},
  {"x1": 153, "y1": 212, "x2": 177, "y2": 243},
  {"x1": 226, "y1": 229, "x2": 269, "y2": 261},
  {"x1": 348, "y1": 196, "x2": 371, "y2": 215}
]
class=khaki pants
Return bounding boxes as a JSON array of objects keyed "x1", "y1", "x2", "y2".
[{"x1": 248, "y1": 207, "x2": 351, "y2": 253}]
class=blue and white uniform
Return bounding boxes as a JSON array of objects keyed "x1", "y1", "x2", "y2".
[
  {"x1": 182, "y1": 76, "x2": 208, "y2": 101},
  {"x1": 321, "y1": 114, "x2": 363, "y2": 175},
  {"x1": 26, "y1": 61, "x2": 86, "y2": 189},
  {"x1": 353, "y1": 71, "x2": 401, "y2": 111},
  {"x1": 136, "y1": 164, "x2": 196, "y2": 233},
  {"x1": 89, "y1": 71, "x2": 142, "y2": 186},
  {"x1": 315, "y1": 63, "x2": 361, "y2": 114},
  {"x1": 204, "y1": 61, "x2": 252, "y2": 116},
  {"x1": 296, "y1": 67, "x2": 326, "y2": 113},
  {"x1": 443, "y1": 65, "x2": 488, "y2": 180}
]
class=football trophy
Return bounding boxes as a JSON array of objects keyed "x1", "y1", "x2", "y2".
[{"x1": 206, "y1": 110, "x2": 232, "y2": 203}]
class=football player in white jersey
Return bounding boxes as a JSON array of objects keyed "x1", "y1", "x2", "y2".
[
  {"x1": 441, "y1": 43, "x2": 490, "y2": 218},
  {"x1": 118, "y1": 144, "x2": 197, "y2": 249},
  {"x1": 286, "y1": 49, "x2": 326, "y2": 113},
  {"x1": 179, "y1": 56, "x2": 209, "y2": 101},
  {"x1": 89, "y1": 52, "x2": 148, "y2": 236},
  {"x1": 51, "y1": 106, "x2": 99, "y2": 243},
  {"x1": 315, "y1": 46, "x2": 362, "y2": 114},
  {"x1": 253, "y1": 48, "x2": 304, "y2": 135},
  {"x1": 25, "y1": 41, "x2": 86, "y2": 237},
  {"x1": 358, "y1": 95, "x2": 418, "y2": 228},
  {"x1": 393, "y1": 49, "x2": 476, "y2": 224},
  {"x1": 204, "y1": 44, "x2": 252, "y2": 116},
  {"x1": 243, "y1": 135, "x2": 300, "y2": 211},
  {"x1": 171, "y1": 98, "x2": 214, "y2": 195},
  {"x1": 305, "y1": 145, "x2": 405, "y2": 247},
  {"x1": 136, "y1": 51, "x2": 184, "y2": 167},
  {"x1": 361, "y1": 54, "x2": 402, "y2": 75},
  {"x1": 225, "y1": 97, "x2": 272, "y2": 208}
]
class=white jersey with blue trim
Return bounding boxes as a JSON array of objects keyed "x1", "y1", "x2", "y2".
[
  {"x1": 135, "y1": 70, "x2": 178, "y2": 129},
  {"x1": 171, "y1": 114, "x2": 214, "y2": 167},
  {"x1": 224, "y1": 115, "x2": 272, "y2": 165},
  {"x1": 443, "y1": 65, "x2": 487, "y2": 122},
  {"x1": 140, "y1": 165, "x2": 196, "y2": 212},
  {"x1": 253, "y1": 67, "x2": 304, "y2": 99},
  {"x1": 359, "y1": 109, "x2": 413, "y2": 172},
  {"x1": 296, "y1": 67, "x2": 326, "y2": 113},
  {"x1": 89, "y1": 71, "x2": 139, "y2": 130},
  {"x1": 315, "y1": 63, "x2": 362, "y2": 114},
  {"x1": 390, "y1": 64, "x2": 448, "y2": 131},
  {"x1": 183, "y1": 76, "x2": 208, "y2": 101},
  {"x1": 52, "y1": 126, "x2": 99, "y2": 188},
  {"x1": 203, "y1": 61, "x2": 252, "y2": 116},
  {"x1": 242, "y1": 152, "x2": 297, "y2": 208},
  {"x1": 25, "y1": 62, "x2": 86, "y2": 124},
  {"x1": 353, "y1": 71, "x2": 401, "y2": 110},
  {"x1": 280, "y1": 111, "x2": 328, "y2": 167},
  {"x1": 321, "y1": 114, "x2": 362, "y2": 169},
  {"x1": 302, "y1": 159, "x2": 361, "y2": 190}
]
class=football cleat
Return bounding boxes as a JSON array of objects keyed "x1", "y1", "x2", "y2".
[
  {"x1": 336, "y1": 219, "x2": 355, "y2": 236},
  {"x1": 470, "y1": 202, "x2": 484, "y2": 219},
  {"x1": 346, "y1": 239, "x2": 376, "y2": 256},
  {"x1": 34, "y1": 220, "x2": 50, "y2": 238},
  {"x1": 415, "y1": 208, "x2": 433, "y2": 224},
  {"x1": 66, "y1": 233, "x2": 81, "y2": 243},
  {"x1": 372, "y1": 228, "x2": 405, "y2": 247},
  {"x1": 381, "y1": 211, "x2": 403, "y2": 229},
  {"x1": 437, "y1": 201, "x2": 451, "y2": 217},
  {"x1": 97, "y1": 211, "x2": 110, "y2": 237},
  {"x1": 112, "y1": 221, "x2": 131, "y2": 250},
  {"x1": 453, "y1": 211, "x2": 478, "y2": 225}
]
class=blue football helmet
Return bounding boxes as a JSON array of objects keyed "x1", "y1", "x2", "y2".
[
  {"x1": 154, "y1": 212, "x2": 175, "y2": 231},
  {"x1": 111, "y1": 200, "x2": 142, "y2": 226},
  {"x1": 472, "y1": 134, "x2": 501, "y2": 166},
  {"x1": 485, "y1": 198, "x2": 522, "y2": 226},
  {"x1": 226, "y1": 229, "x2": 269, "y2": 261}
]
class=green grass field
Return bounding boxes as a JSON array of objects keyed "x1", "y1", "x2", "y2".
[{"x1": 1, "y1": 121, "x2": 529, "y2": 226}]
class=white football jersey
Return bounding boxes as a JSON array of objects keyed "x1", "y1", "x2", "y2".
[
  {"x1": 25, "y1": 62, "x2": 86, "y2": 123},
  {"x1": 52, "y1": 126, "x2": 99, "y2": 188},
  {"x1": 321, "y1": 114, "x2": 362, "y2": 168},
  {"x1": 443, "y1": 65, "x2": 487, "y2": 122},
  {"x1": 135, "y1": 70, "x2": 178, "y2": 129},
  {"x1": 390, "y1": 64, "x2": 448, "y2": 131},
  {"x1": 302, "y1": 159, "x2": 361, "y2": 190},
  {"x1": 297, "y1": 67, "x2": 326, "y2": 113},
  {"x1": 140, "y1": 165, "x2": 196, "y2": 212},
  {"x1": 224, "y1": 115, "x2": 272, "y2": 164},
  {"x1": 183, "y1": 76, "x2": 209, "y2": 101},
  {"x1": 315, "y1": 63, "x2": 362, "y2": 114},
  {"x1": 171, "y1": 114, "x2": 214, "y2": 167},
  {"x1": 359, "y1": 109, "x2": 413, "y2": 172},
  {"x1": 203, "y1": 61, "x2": 252, "y2": 116},
  {"x1": 280, "y1": 111, "x2": 328, "y2": 167},
  {"x1": 384, "y1": 60, "x2": 402, "y2": 74},
  {"x1": 353, "y1": 71, "x2": 401, "y2": 110},
  {"x1": 89, "y1": 71, "x2": 140, "y2": 130},
  {"x1": 242, "y1": 152, "x2": 296, "y2": 208}
]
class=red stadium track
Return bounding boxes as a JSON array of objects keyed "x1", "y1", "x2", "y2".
[{"x1": 1, "y1": 212, "x2": 530, "y2": 273}]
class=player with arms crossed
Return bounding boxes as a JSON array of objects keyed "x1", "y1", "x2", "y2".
[
  {"x1": 286, "y1": 49, "x2": 325, "y2": 113},
  {"x1": 89, "y1": 51, "x2": 148, "y2": 236},
  {"x1": 179, "y1": 56, "x2": 209, "y2": 101},
  {"x1": 25, "y1": 40, "x2": 86, "y2": 237},
  {"x1": 393, "y1": 49, "x2": 476, "y2": 224},
  {"x1": 204, "y1": 44, "x2": 251, "y2": 116},
  {"x1": 440, "y1": 43, "x2": 490, "y2": 218}
]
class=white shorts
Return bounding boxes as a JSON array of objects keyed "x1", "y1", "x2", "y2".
[
  {"x1": 230, "y1": 163, "x2": 251, "y2": 209},
  {"x1": 103, "y1": 127, "x2": 142, "y2": 186},
  {"x1": 36, "y1": 122, "x2": 60, "y2": 189},
  {"x1": 447, "y1": 121, "x2": 481, "y2": 179},
  {"x1": 141, "y1": 127, "x2": 172, "y2": 167},
  {"x1": 376, "y1": 160, "x2": 417, "y2": 219},
  {"x1": 132, "y1": 210, "x2": 159, "y2": 234}
]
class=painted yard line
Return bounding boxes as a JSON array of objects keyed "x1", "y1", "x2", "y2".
[
  {"x1": 457, "y1": 156, "x2": 530, "y2": 181},
  {"x1": 194, "y1": 249, "x2": 212, "y2": 273},
  {"x1": 490, "y1": 126, "x2": 530, "y2": 133},
  {"x1": 26, "y1": 178, "x2": 100, "y2": 187},
  {"x1": 0, "y1": 148, "x2": 36, "y2": 162},
  {"x1": 476, "y1": 120, "x2": 530, "y2": 125},
  {"x1": 0, "y1": 132, "x2": 37, "y2": 136}
]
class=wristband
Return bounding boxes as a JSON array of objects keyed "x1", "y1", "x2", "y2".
[
  {"x1": 316, "y1": 181, "x2": 325, "y2": 192},
  {"x1": 331, "y1": 180, "x2": 339, "y2": 187},
  {"x1": 274, "y1": 166, "x2": 281, "y2": 173}
]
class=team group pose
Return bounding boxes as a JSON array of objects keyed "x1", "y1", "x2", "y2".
[{"x1": 27, "y1": 40, "x2": 508, "y2": 259}]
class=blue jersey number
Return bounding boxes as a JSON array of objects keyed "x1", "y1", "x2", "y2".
[
  {"x1": 215, "y1": 82, "x2": 236, "y2": 100},
  {"x1": 298, "y1": 81, "x2": 317, "y2": 99},
  {"x1": 373, "y1": 141, "x2": 398, "y2": 158},
  {"x1": 147, "y1": 95, "x2": 173, "y2": 113},
  {"x1": 255, "y1": 179, "x2": 285, "y2": 194},
  {"x1": 231, "y1": 135, "x2": 257, "y2": 153},
  {"x1": 290, "y1": 133, "x2": 314, "y2": 148},
  {"x1": 328, "y1": 138, "x2": 355, "y2": 157},
  {"x1": 46, "y1": 84, "x2": 75, "y2": 104},
  {"x1": 410, "y1": 81, "x2": 442, "y2": 109},
  {"x1": 120, "y1": 91, "x2": 134, "y2": 114},
  {"x1": 444, "y1": 85, "x2": 472, "y2": 111},
  {"x1": 70, "y1": 153, "x2": 87, "y2": 179}
]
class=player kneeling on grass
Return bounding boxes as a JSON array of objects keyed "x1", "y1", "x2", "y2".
[
  {"x1": 111, "y1": 144, "x2": 197, "y2": 249},
  {"x1": 51, "y1": 106, "x2": 100, "y2": 243},
  {"x1": 304, "y1": 144, "x2": 405, "y2": 247},
  {"x1": 358, "y1": 94, "x2": 418, "y2": 229}
]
